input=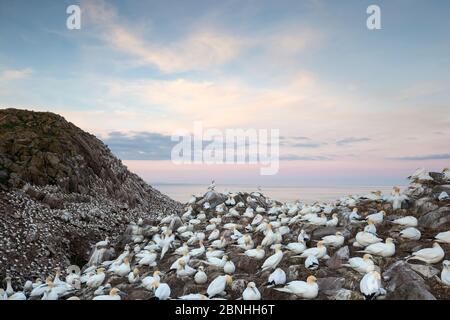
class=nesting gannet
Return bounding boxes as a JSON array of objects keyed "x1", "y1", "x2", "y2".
[
  {"x1": 364, "y1": 219, "x2": 377, "y2": 235},
  {"x1": 243, "y1": 282, "x2": 261, "y2": 300},
  {"x1": 153, "y1": 282, "x2": 171, "y2": 300},
  {"x1": 406, "y1": 242, "x2": 444, "y2": 264},
  {"x1": 358, "y1": 238, "x2": 395, "y2": 257},
  {"x1": 207, "y1": 275, "x2": 233, "y2": 298},
  {"x1": 206, "y1": 255, "x2": 228, "y2": 268},
  {"x1": 365, "y1": 211, "x2": 385, "y2": 225},
  {"x1": 391, "y1": 216, "x2": 418, "y2": 227},
  {"x1": 7, "y1": 292, "x2": 27, "y2": 300},
  {"x1": 170, "y1": 252, "x2": 191, "y2": 270},
  {"x1": 261, "y1": 245, "x2": 283, "y2": 271},
  {"x1": 30, "y1": 277, "x2": 53, "y2": 297},
  {"x1": 275, "y1": 276, "x2": 318, "y2": 299},
  {"x1": 434, "y1": 231, "x2": 450, "y2": 244},
  {"x1": 355, "y1": 231, "x2": 383, "y2": 247},
  {"x1": 400, "y1": 227, "x2": 421, "y2": 240},
  {"x1": 243, "y1": 246, "x2": 265, "y2": 260},
  {"x1": 208, "y1": 229, "x2": 220, "y2": 241},
  {"x1": 440, "y1": 260, "x2": 450, "y2": 286},
  {"x1": 343, "y1": 254, "x2": 375, "y2": 274},
  {"x1": 389, "y1": 187, "x2": 408, "y2": 210},
  {"x1": 189, "y1": 241, "x2": 205, "y2": 258},
  {"x1": 211, "y1": 235, "x2": 227, "y2": 249},
  {"x1": 142, "y1": 271, "x2": 161, "y2": 290},
  {"x1": 178, "y1": 293, "x2": 209, "y2": 300},
  {"x1": 251, "y1": 214, "x2": 264, "y2": 226},
  {"x1": 93, "y1": 288, "x2": 122, "y2": 300},
  {"x1": 267, "y1": 268, "x2": 286, "y2": 287},
  {"x1": 349, "y1": 208, "x2": 363, "y2": 224},
  {"x1": 42, "y1": 286, "x2": 59, "y2": 300},
  {"x1": 305, "y1": 255, "x2": 319, "y2": 270},
  {"x1": 297, "y1": 241, "x2": 327, "y2": 259},
  {"x1": 194, "y1": 266, "x2": 208, "y2": 285},
  {"x1": 286, "y1": 241, "x2": 306, "y2": 254},
  {"x1": 223, "y1": 259, "x2": 236, "y2": 274},
  {"x1": 326, "y1": 213, "x2": 339, "y2": 227},
  {"x1": 360, "y1": 271, "x2": 384, "y2": 300},
  {"x1": 86, "y1": 268, "x2": 106, "y2": 288},
  {"x1": 138, "y1": 251, "x2": 157, "y2": 267},
  {"x1": 111, "y1": 257, "x2": 131, "y2": 276},
  {"x1": 176, "y1": 260, "x2": 197, "y2": 278},
  {"x1": 298, "y1": 230, "x2": 310, "y2": 242},
  {"x1": 321, "y1": 232, "x2": 345, "y2": 248}
]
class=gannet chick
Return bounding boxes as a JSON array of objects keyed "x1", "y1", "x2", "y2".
[
  {"x1": 355, "y1": 231, "x2": 383, "y2": 247},
  {"x1": 298, "y1": 241, "x2": 327, "y2": 259},
  {"x1": 128, "y1": 268, "x2": 140, "y2": 284},
  {"x1": 326, "y1": 213, "x2": 339, "y2": 227},
  {"x1": 153, "y1": 282, "x2": 171, "y2": 300},
  {"x1": 360, "y1": 271, "x2": 384, "y2": 300},
  {"x1": 142, "y1": 271, "x2": 161, "y2": 290},
  {"x1": 267, "y1": 268, "x2": 286, "y2": 287},
  {"x1": 275, "y1": 276, "x2": 318, "y2": 299},
  {"x1": 400, "y1": 227, "x2": 421, "y2": 240},
  {"x1": 434, "y1": 231, "x2": 450, "y2": 244},
  {"x1": 223, "y1": 259, "x2": 236, "y2": 274},
  {"x1": 365, "y1": 211, "x2": 385, "y2": 225},
  {"x1": 244, "y1": 246, "x2": 265, "y2": 260},
  {"x1": 364, "y1": 219, "x2": 377, "y2": 235},
  {"x1": 93, "y1": 288, "x2": 122, "y2": 300},
  {"x1": 343, "y1": 254, "x2": 375, "y2": 274},
  {"x1": 194, "y1": 266, "x2": 208, "y2": 285},
  {"x1": 243, "y1": 282, "x2": 261, "y2": 300},
  {"x1": 440, "y1": 260, "x2": 450, "y2": 286},
  {"x1": 391, "y1": 216, "x2": 418, "y2": 227},
  {"x1": 86, "y1": 268, "x2": 106, "y2": 288},
  {"x1": 261, "y1": 244, "x2": 283, "y2": 271},
  {"x1": 207, "y1": 275, "x2": 233, "y2": 298},
  {"x1": 321, "y1": 232, "x2": 345, "y2": 248},
  {"x1": 286, "y1": 241, "x2": 306, "y2": 254},
  {"x1": 305, "y1": 255, "x2": 319, "y2": 270},
  {"x1": 358, "y1": 238, "x2": 396, "y2": 257},
  {"x1": 406, "y1": 242, "x2": 444, "y2": 264}
]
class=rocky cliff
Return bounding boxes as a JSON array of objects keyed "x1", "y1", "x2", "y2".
[{"x1": 0, "y1": 108, "x2": 181, "y2": 282}]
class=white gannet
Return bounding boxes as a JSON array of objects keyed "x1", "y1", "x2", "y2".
[
  {"x1": 274, "y1": 276, "x2": 318, "y2": 299},
  {"x1": 0, "y1": 289, "x2": 7, "y2": 300},
  {"x1": 86, "y1": 268, "x2": 106, "y2": 288},
  {"x1": 391, "y1": 216, "x2": 418, "y2": 227},
  {"x1": 389, "y1": 186, "x2": 408, "y2": 210},
  {"x1": 142, "y1": 271, "x2": 161, "y2": 290},
  {"x1": 170, "y1": 252, "x2": 190, "y2": 270},
  {"x1": 4, "y1": 276, "x2": 14, "y2": 296},
  {"x1": 358, "y1": 238, "x2": 395, "y2": 257},
  {"x1": 223, "y1": 259, "x2": 236, "y2": 274},
  {"x1": 194, "y1": 266, "x2": 208, "y2": 285},
  {"x1": 30, "y1": 277, "x2": 53, "y2": 298},
  {"x1": 153, "y1": 282, "x2": 171, "y2": 300},
  {"x1": 188, "y1": 194, "x2": 197, "y2": 204},
  {"x1": 208, "y1": 229, "x2": 220, "y2": 241},
  {"x1": 211, "y1": 236, "x2": 227, "y2": 249},
  {"x1": 364, "y1": 219, "x2": 377, "y2": 235},
  {"x1": 298, "y1": 230, "x2": 310, "y2": 242},
  {"x1": 267, "y1": 268, "x2": 286, "y2": 287},
  {"x1": 207, "y1": 275, "x2": 233, "y2": 298},
  {"x1": 251, "y1": 214, "x2": 264, "y2": 226},
  {"x1": 111, "y1": 257, "x2": 131, "y2": 276},
  {"x1": 286, "y1": 241, "x2": 306, "y2": 254},
  {"x1": 321, "y1": 232, "x2": 345, "y2": 248},
  {"x1": 8, "y1": 292, "x2": 27, "y2": 300},
  {"x1": 400, "y1": 227, "x2": 421, "y2": 240},
  {"x1": 440, "y1": 260, "x2": 450, "y2": 286},
  {"x1": 189, "y1": 241, "x2": 205, "y2": 258},
  {"x1": 326, "y1": 213, "x2": 339, "y2": 227},
  {"x1": 261, "y1": 245, "x2": 283, "y2": 271},
  {"x1": 343, "y1": 254, "x2": 375, "y2": 274},
  {"x1": 434, "y1": 231, "x2": 450, "y2": 244},
  {"x1": 406, "y1": 242, "x2": 444, "y2": 264},
  {"x1": 242, "y1": 282, "x2": 261, "y2": 300},
  {"x1": 349, "y1": 208, "x2": 363, "y2": 224},
  {"x1": 176, "y1": 260, "x2": 197, "y2": 278},
  {"x1": 360, "y1": 271, "x2": 384, "y2": 300},
  {"x1": 205, "y1": 223, "x2": 216, "y2": 232},
  {"x1": 365, "y1": 211, "x2": 385, "y2": 225},
  {"x1": 305, "y1": 255, "x2": 319, "y2": 270},
  {"x1": 298, "y1": 241, "x2": 327, "y2": 259},
  {"x1": 355, "y1": 231, "x2": 383, "y2": 247},
  {"x1": 92, "y1": 287, "x2": 122, "y2": 300},
  {"x1": 42, "y1": 286, "x2": 59, "y2": 300},
  {"x1": 138, "y1": 251, "x2": 157, "y2": 267},
  {"x1": 178, "y1": 293, "x2": 209, "y2": 300},
  {"x1": 243, "y1": 246, "x2": 265, "y2": 260}
]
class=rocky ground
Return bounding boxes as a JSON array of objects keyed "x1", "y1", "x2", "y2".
[{"x1": 0, "y1": 109, "x2": 182, "y2": 283}]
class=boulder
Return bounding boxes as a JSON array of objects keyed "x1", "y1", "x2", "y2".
[{"x1": 418, "y1": 207, "x2": 450, "y2": 229}]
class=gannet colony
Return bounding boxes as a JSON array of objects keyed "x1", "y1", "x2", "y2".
[{"x1": 0, "y1": 109, "x2": 449, "y2": 300}]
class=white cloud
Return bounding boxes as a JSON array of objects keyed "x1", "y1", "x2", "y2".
[{"x1": 0, "y1": 68, "x2": 33, "y2": 81}]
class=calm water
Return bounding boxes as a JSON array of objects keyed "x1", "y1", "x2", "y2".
[{"x1": 152, "y1": 184, "x2": 398, "y2": 204}]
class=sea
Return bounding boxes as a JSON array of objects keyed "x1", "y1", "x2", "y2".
[{"x1": 152, "y1": 184, "x2": 400, "y2": 204}]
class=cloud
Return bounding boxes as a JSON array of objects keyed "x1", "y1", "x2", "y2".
[
  {"x1": 280, "y1": 154, "x2": 331, "y2": 161},
  {"x1": 390, "y1": 154, "x2": 450, "y2": 161},
  {"x1": 336, "y1": 137, "x2": 371, "y2": 146},
  {"x1": 0, "y1": 68, "x2": 33, "y2": 81}
]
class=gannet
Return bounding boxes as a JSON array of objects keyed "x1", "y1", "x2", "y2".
[
  {"x1": 435, "y1": 231, "x2": 450, "y2": 244},
  {"x1": 321, "y1": 232, "x2": 345, "y2": 248},
  {"x1": 243, "y1": 282, "x2": 261, "y2": 300},
  {"x1": 389, "y1": 187, "x2": 408, "y2": 210},
  {"x1": 176, "y1": 260, "x2": 197, "y2": 278},
  {"x1": 349, "y1": 208, "x2": 363, "y2": 223},
  {"x1": 152, "y1": 282, "x2": 171, "y2": 300},
  {"x1": 30, "y1": 277, "x2": 53, "y2": 297},
  {"x1": 391, "y1": 216, "x2": 418, "y2": 227},
  {"x1": 206, "y1": 248, "x2": 225, "y2": 259},
  {"x1": 207, "y1": 275, "x2": 233, "y2": 298},
  {"x1": 326, "y1": 213, "x2": 339, "y2": 227},
  {"x1": 365, "y1": 211, "x2": 385, "y2": 225},
  {"x1": 441, "y1": 260, "x2": 450, "y2": 286},
  {"x1": 94, "y1": 284, "x2": 111, "y2": 296},
  {"x1": 211, "y1": 236, "x2": 227, "y2": 249},
  {"x1": 343, "y1": 254, "x2": 375, "y2": 274},
  {"x1": 205, "y1": 223, "x2": 216, "y2": 232},
  {"x1": 208, "y1": 229, "x2": 220, "y2": 241},
  {"x1": 178, "y1": 293, "x2": 209, "y2": 300},
  {"x1": 406, "y1": 242, "x2": 444, "y2": 264},
  {"x1": 170, "y1": 252, "x2": 190, "y2": 270},
  {"x1": 86, "y1": 268, "x2": 106, "y2": 288},
  {"x1": 360, "y1": 271, "x2": 384, "y2": 300},
  {"x1": 286, "y1": 241, "x2": 306, "y2": 254},
  {"x1": 223, "y1": 259, "x2": 236, "y2": 274},
  {"x1": 188, "y1": 195, "x2": 197, "y2": 204},
  {"x1": 93, "y1": 288, "x2": 122, "y2": 300},
  {"x1": 267, "y1": 268, "x2": 286, "y2": 287},
  {"x1": 206, "y1": 255, "x2": 228, "y2": 268},
  {"x1": 298, "y1": 229, "x2": 310, "y2": 242},
  {"x1": 408, "y1": 168, "x2": 433, "y2": 182},
  {"x1": 243, "y1": 246, "x2": 265, "y2": 260},
  {"x1": 261, "y1": 225, "x2": 280, "y2": 247},
  {"x1": 228, "y1": 207, "x2": 240, "y2": 217},
  {"x1": 42, "y1": 286, "x2": 59, "y2": 300},
  {"x1": 355, "y1": 231, "x2": 383, "y2": 247},
  {"x1": 7, "y1": 292, "x2": 27, "y2": 300},
  {"x1": 438, "y1": 191, "x2": 449, "y2": 201},
  {"x1": 194, "y1": 266, "x2": 208, "y2": 284},
  {"x1": 274, "y1": 276, "x2": 318, "y2": 299},
  {"x1": 358, "y1": 238, "x2": 395, "y2": 257},
  {"x1": 138, "y1": 251, "x2": 157, "y2": 267},
  {"x1": 364, "y1": 219, "x2": 377, "y2": 235},
  {"x1": 251, "y1": 214, "x2": 264, "y2": 225},
  {"x1": 400, "y1": 227, "x2": 421, "y2": 240},
  {"x1": 174, "y1": 243, "x2": 189, "y2": 256},
  {"x1": 261, "y1": 245, "x2": 283, "y2": 271},
  {"x1": 244, "y1": 207, "x2": 255, "y2": 218},
  {"x1": 128, "y1": 268, "x2": 140, "y2": 284},
  {"x1": 142, "y1": 271, "x2": 161, "y2": 290},
  {"x1": 95, "y1": 237, "x2": 110, "y2": 248},
  {"x1": 305, "y1": 255, "x2": 319, "y2": 270},
  {"x1": 235, "y1": 234, "x2": 254, "y2": 250},
  {"x1": 4, "y1": 276, "x2": 14, "y2": 296},
  {"x1": 111, "y1": 257, "x2": 131, "y2": 276},
  {"x1": 298, "y1": 241, "x2": 327, "y2": 259},
  {"x1": 189, "y1": 241, "x2": 205, "y2": 258}
]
